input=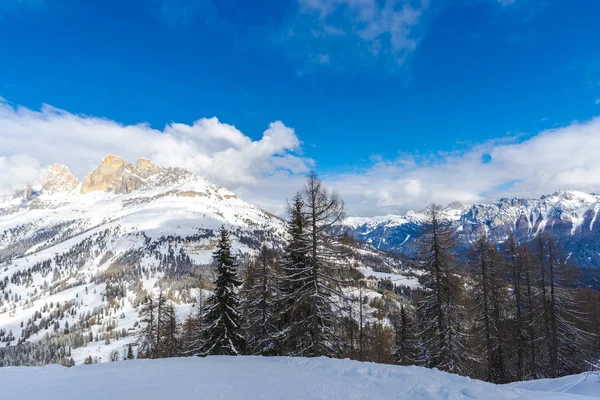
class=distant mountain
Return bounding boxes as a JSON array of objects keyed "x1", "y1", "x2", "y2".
[{"x1": 342, "y1": 190, "x2": 600, "y2": 268}]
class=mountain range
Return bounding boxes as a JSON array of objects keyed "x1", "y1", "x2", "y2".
[
  {"x1": 341, "y1": 190, "x2": 600, "y2": 268},
  {"x1": 1, "y1": 154, "x2": 600, "y2": 364}
]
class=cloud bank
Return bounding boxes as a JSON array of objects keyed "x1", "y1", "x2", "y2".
[
  {"x1": 0, "y1": 99, "x2": 310, "y2": 214},
  {"x1": 1, "y1": 98, "x2": 600, "y2": 217},
  {"x1": 326, "y1": 117, "x2": 600, "y2": 216}
]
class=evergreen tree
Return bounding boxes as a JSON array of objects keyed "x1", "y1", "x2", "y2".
[
  {"x1": 392, "y1": 305, "x2": 421, "y2": 366},
  {"x1": 200, "y1": 226, "x2": 244, "y2": 356},
  {"x1": 242, "y1": 245, "x2": 281, "y2": 355},
  {"x1": 126, "y1": 344, "x2": 134, "y2": 360},
  {"x1": 416, "y1": 205, "x2": 469, "y2": 375},
  {"x1": 279, "y1": 193, "x2": 311, "y2": 354}
]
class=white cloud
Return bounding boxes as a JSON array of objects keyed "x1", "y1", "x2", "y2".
[
  {"x1": 325, "y1": 117, "x2": 600, "y2": 216},
  {"x1": 289, "y1": 0, "x2": 428, "y2": 70},
  {"x1": 0, "y1": 101, "x2": 311, "y2": 213},
  {"x1": 2, "y1": 100, "x2": 600, "y2": 218},
  {"x1": 595, "y1": 98, "x2": 600, "y2": 105}
]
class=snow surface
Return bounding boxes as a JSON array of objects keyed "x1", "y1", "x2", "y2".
[
  {"x1": 1, "y1": 356, "x2": 597, "y2": 400},
  {"x1": 510, "y1": 373, "x2": 600, "y2": 398}
]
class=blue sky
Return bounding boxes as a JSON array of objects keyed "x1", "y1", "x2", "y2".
[{"x1": 1, "y1": 0, "x2": 600, "y2": 215}]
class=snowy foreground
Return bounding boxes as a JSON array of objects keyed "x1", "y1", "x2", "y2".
[{"x1": 1, "y1": 357, "x2": 598, "y2": 400}]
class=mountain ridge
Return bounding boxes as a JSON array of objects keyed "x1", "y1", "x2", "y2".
[{"x1": 342, "y1": 189, "x2": 600, "y2": 268}]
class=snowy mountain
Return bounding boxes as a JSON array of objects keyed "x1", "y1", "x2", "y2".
[
  {"x1": 342, "y1": 190, "x2": 600, "y2": 267},
  {"x1": 3, "y1": 356, "x2": 598, "y2": 400},
  {"x1": 0, "y1": 155, "x2": 413, "y2": 362}
]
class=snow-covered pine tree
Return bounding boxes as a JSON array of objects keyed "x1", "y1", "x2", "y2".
[
  {"x1": 200, "y1": 226, "x2": 244, "y2": 356},
  {"x1": 280, "y1": 172, "x2": 349, "y2": 357},
  {"x1": 241, "y1": 245, "x2": 281, "y2": 355},
  {"x1": 416, "y1": 204, "x2": 470, "y2": 375},
  {"x1": 468, "y1": 235, "x2": 509, "y2": 383},
  {"x1": 279, "y1": 193, "x2": 311, "y2": 355}
]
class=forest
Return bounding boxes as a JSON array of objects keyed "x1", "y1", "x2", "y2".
[{"x1": 133, "y1": 172, "x2": 600, "y2": 383}]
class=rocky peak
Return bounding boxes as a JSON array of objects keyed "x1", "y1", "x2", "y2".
[
  {"x1": 135, "y1": 158, "x2": 162, "y2": 178},
  {"x1": 80, "y1": 155, "x2": 143, "y2": 194},
  {"x1": 42, "y1": 164, "x2": 80, "y2": 193},
  {"x1": 80, "y1": 155, "x2": 198, "y2": 194}
]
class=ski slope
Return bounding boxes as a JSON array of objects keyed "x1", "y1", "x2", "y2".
[{"x1": 1, "y1": 356, "x2": 598, "y2": 400}]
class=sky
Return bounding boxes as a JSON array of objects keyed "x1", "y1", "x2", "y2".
[{"x1": 1, "y1": 0, "x2": 599, "y2": 216}]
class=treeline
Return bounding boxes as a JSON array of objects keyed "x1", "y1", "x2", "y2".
[{"x1": 135, "y1": 173, "x2": 599, "y2": 383}]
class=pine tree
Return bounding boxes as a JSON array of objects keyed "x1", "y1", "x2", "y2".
[
  {"x1": 242, "y1": 245, "x2": 281, "y2": 355},
  {"x1": 416, "y1": 205, "x2": 469, "y2": 375},
  {"x1": 280, "y1": 172, "x2": 349, "y2": 357},
  {"x1": 392, "y1": 305, "x2": 421, "y2": 366},
  {"x1": 126, "y1": 344, "x2": 134, "y2": 360},
  {"x1": 279, "y1": 193, "x2": 311, "y2": 354},
  {"x1": 200, "y1": 226, "x2": 244, "y2": 356}
]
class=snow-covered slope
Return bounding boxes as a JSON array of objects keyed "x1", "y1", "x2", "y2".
[
  {"x1": 1, "y1": 356, "x2": 597, "y2": 400},
  {"x1": 0, "y1": 155, "x2": 287, "y2": 353},
  {"x1": 343, "y1": 191, "x2": 600, "y2": 267},
  {"x1": 0, "y1": 155, "x2": 414, "y2": 360}
]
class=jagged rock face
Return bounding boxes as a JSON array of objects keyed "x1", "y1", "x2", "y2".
[
  {"x1": 342, "y1": 191, "x2": 600, "y2": 268},
  {"x1": 80, "y1": 155, "x2": 197, "y2": 194},
  {"x1": 80, "y1": 155, "x2": 143, "y2": 194},
  {"x1": 42, "y1": 164, "x2": 80, "y2": 193},
  {"x1": 135, "y1": 158, "x2": 162, "y2": 178}
]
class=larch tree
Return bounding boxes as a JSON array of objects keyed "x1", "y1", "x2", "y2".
[
  {"x1": 502, "y1": 234, "x2": 526, "y2": 381},
  {"x1": 138, "y1": 295, "x2": 157, "y2": 359},
  {"x1": 468, "y1": 235, "x2": 508, "y2": 383},
  {"x1": 518, "y1": 244, "x2": 543, "y2": 378},
  {"x1": 417, "y1": 204, "x2": 469, "y2": 375},
  {"x1": 158, "y1": 301, "x2": 181, "y2": 358},
  {"x1": 537, "y1": 232, "x2": 590, "y2": 377},
  {"x1": 180, "y1": 291, "x2": 206, "y2": 356},
  {"x1": 280, "y1": 172, "x2": 349, "y2": 357}
]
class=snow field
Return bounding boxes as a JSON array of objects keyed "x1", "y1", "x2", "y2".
[{"x1": 1, "y1": 356, "x2": 598, "y2": 400}]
